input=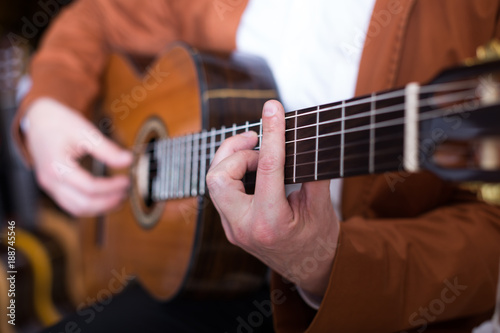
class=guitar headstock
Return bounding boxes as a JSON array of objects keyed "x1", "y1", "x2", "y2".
[{"x1": 418, "y1": 53, "x2": 500, "y2": 183}]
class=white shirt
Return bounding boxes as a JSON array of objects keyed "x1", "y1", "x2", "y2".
[{"x1": 236, "y1": 0, "x2": 375, "y2": 309}]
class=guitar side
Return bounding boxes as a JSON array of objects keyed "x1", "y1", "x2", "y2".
[{"x1": 79, "y1": 44, "x2": 276, "y2": 300}]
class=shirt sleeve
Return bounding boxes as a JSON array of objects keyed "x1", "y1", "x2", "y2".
[
  {"x1": 272, "y1": 181, "x2": 500, "y2": 332},
  {"x1": 12, "y1": 0, "x2": 180, "y2": 163}
]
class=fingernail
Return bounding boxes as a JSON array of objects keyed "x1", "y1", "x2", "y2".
[{"x1": 263, "y1": 103, "x2": 277, "y2": 117}]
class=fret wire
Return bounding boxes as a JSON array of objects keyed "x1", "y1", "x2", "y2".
[
  {"x1": 174, "y1": 137, "x2": 180, "y2": 198},
  {"x1": 160, "y1": 139, "x2": 169, "y2": 200},
  {"x1": 150, "y1": 86, "x2": 476, "y2": 169},
  {"x1": 191, "y1": 133, "x2": 199, "y2": 196},
  {"x1": 199, "y1": 131, "x2": 207, "y2": 196},
  {"x1": 286, "y1": 132, "x2": 405, "y2": 160},
  {"x1": 138, "y1": 80, "x2": 478, "y2": 156},
  {"x1": 145, "y1": 130, "x2": 406, "y2": 172},
  {"x1": 167, "y1": 138, "x2": 175, "y2": 199},
  {"x1": 177, "y1": 136, "x2": 182, "y2": 197},
  {"x1": 180, "y1": 136, "x2": 186, "y2": 197},
  {"x1": 162, "y1": 139, "x2": 168, "y2": 200},
  {"x1": 369, "y1": 92, "x2": 376, "y2": 174},
  {"x1": 140, "y1": 84, "x2": 475, "y2": 160},
  {"x1": 286, "y1": 115, "x2": 403, "y2": 146},
  {"x1": 290, "y1": 144, "x2": 404, "y2": 170},
  {"x1": 177, "y1": 137, "x2": 182, "y2": 197},
  {"x1": 145, "y1": 132, "x2": 405, "y2": 170},
  {"x1": 177, "y1": 137, "x2": 181, "y2": 197},
  {"x1": 210, "y1": 127, "x2": 216, "y2": 165},
  {"x1": 171, "y1": 137, "x2": 176, "y2": 198},
  {"x1": 258, "y1": 118, "x2": 263, "y2": 150},
  {"x1": 340, "y1": 100, "x2": 345, "y2": 178},
  {"x1": 140, "y1": 79, "x2": 484, "y2": 198},
  {"x1": 286, "y1": 145, "x2": 405, "y2": 181},
  {"x1": 283, "y1": 88, "x2": 476, "y2": 135},
  {"x1": 315, "y1": 106, "x2": 319, "y2": 180},
  {"x1": 283, "y1": 92, "x2": 477, "y2": 146},
  {"x1": 221, "y1": 125, "x2": 226, "y2": 142},
  {"x1": 281, "y1": 79, "x2": 477, "y2": 123},
  {"x1": 143, "y1": 85, "x2": 481, "y2": 196},
  {"x1": 165, "y1": 139, "x2": 171, "y2": 200},
  {"x1": 179, "y1": 137, "x2": 184, "y2": 197},
  {"x1": 139, "y1": 86, "x2": 468, "y2": 160},
  {"x1": 293, "y1": 112, "x2": 297, "y2": 183},
  {"x1": 285, "y1": 160, "x2": 402, "y2": 183},
  {"x1": 168, "y1": 138, "x2": 175, "y2": 199},
  {"x1": 147, "y1": 88, "x2": 476, "y2": 171},
  {"x1": 173, "y1": 138, "x2": 179, "y2": 199},
  {"x1": 185, "y1": 133, "x2": 193, "y2": 197}
]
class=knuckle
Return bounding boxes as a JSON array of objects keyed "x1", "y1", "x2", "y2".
[
  {"x1": 73, "y1": 197, "x2": 92, "y2": 217},
  {"x1": 250, "y1": 221, "x2": 277, "y2": 248},
  {"x1": 219, "y1": 135, "x2": 237, "y2": 151},
  {"x1": 258, "y1": 154, "x2": 280, "y2": 175},
  {"x1": 206, "y1": 169, "x2": 226, "y2": 191},
  {"x1": 82, "y1": 181, "x2": 99, "y2": 196}
]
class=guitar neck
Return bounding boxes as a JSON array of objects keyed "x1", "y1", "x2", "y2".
[{"x1": 147, "y1": 78, "x2": 483, "y2": 202}]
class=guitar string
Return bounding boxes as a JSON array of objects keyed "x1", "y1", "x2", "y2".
[
  {"x1": 147, "y1": 133, "x2": 406, "y2": 177},
  {"x1": 137, "y1": 87, "x2": 478, "y2": 160},
  {"x1": 283, "y1": 132, "x2": 405, "y2": 160},
  {"x1": 146, "y1": 78, "x2": 490, "y2": 197},
  {"x1": 149, "y1": 89, "x2": 475, "y2": 197},
  {"x1": 131, "y1": 78, "x2": 480, "y2": 156},
  {"x1": 282, "y1": 78, "x2": 478, "y2": 122},
  {"x1": 285, "y1": 145, "x2": 405, "y2": 170},
  {"x1": 147, "y1": 129, "x2": 406, "y2": 173},
  {"x1": 150, "y1": 87, "x2": 482, "y2": 195},
  {"x1": 281, "y1": 88, "x2": 475, "y2": 137},
  {"x1": 145, "y1": 87, "x2": 478, "y2": 160},
  {"x1": 145, "y1": 91, "x2": 479, "y2": 178},
  {"x1": 140, "y1": 82, "x2": 488, "y2": 197},
  {"x1": 153, "y1": 145, "x2": 405, "y2": 200}
]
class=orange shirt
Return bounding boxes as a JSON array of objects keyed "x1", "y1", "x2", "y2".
[{"x1": 14, "y1": 0, "x2": 500, "y2": 331}]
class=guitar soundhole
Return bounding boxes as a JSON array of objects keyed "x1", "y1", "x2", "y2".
[{"x1": 130, "y1": 117, "x2": 167, "y2": 229}]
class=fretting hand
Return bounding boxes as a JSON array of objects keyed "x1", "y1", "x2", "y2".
[{"x1": 207, "y1": 100, "x2": 340, "y2": 298}]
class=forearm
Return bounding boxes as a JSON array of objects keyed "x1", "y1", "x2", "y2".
[{"x1": 273, "y1": 194, "x2": 500, "y2": 332}]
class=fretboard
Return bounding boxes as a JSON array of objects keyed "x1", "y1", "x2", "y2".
[{"x1": 147, "y1": 79, "x2": 479, "y2": 202}]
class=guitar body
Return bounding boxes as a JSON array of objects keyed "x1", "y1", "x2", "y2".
[
  {"x1": 78, "y1": 42, "x2": 500, "y2": 302},
  {"x1": 80, "y1": 44, "x2": 277, "y2": 300}
]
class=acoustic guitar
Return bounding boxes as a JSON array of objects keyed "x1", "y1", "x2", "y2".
[{"x1": 80, "y1": 42, "x2": 500, "y2": 301}]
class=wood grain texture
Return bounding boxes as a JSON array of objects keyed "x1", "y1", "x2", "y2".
[{"x1": 79, "y1": 44, "x2": 274, "y2": 300}]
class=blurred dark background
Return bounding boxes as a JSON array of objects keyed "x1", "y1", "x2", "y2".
[
  {"x1": 1, "y1": 2, "x2": 77, "y2": 333},
  {"x1": 0, "y1": 0, "x2": 70, "y2": 47}
]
